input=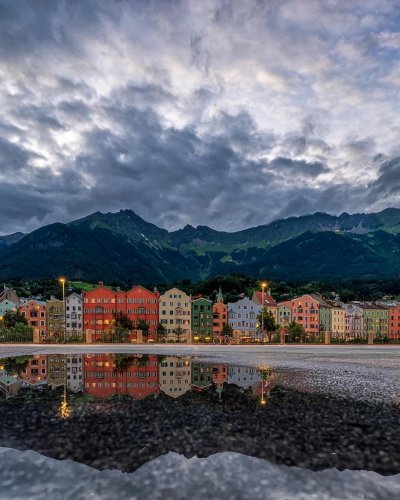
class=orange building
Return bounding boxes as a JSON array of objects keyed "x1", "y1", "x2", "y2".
[
  {"x1": 387, "y1": 303, "x2": 400, "y2": 340},
  {"x1": 19, "y1": 300, "x2": 46, "y2": 337},
  {"x1": 212, "y1": 287, "x2": 228, "y2": 338},
  {"x1": 84, "y1": 354, "x2": 159, "y2": 399},
  {"x1": 212, "y1": 363, "x2": 228, "y2": 385}
]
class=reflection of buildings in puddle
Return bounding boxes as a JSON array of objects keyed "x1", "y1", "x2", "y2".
[
  {"x1": 0, "y1": 368, "x2": 21, "y2": 398},
  {"x1": 159, "y1": 356, "x2": 191, "y2": 398},
  {"x1": 254, "y1": 366, "x2": 279, "y2": 404},
  {"x1": 20, "y1": 355, "x2": 47, "y2": 385},
  {"x1": 191, "y1": 363, "x2": 213, "y2": 390},
  {"x1": 66, "y1": 355, "x2": 84, "y2": 393},
  {"x1": 228, "y1": 366, "x2": 262, "y2": 390},
  {"x1": 84, "y1": 354, "x2": 160, "y2": 400},
  {"x1": 47, "y1": 354, "x2": 66, "y2": 388}
]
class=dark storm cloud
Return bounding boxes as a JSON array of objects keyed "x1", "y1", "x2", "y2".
[
  {"x1": 369, "y1": 157, "x2": 400, "y2": 196},
  {"x1": 0, "y1": 137, "x2": 33, "y2": 173},
  {"x1": 269, "y1": 157, "x2": 329, "y2": 177},
  {"x1": 1, "y1": 0, "x2": 400, "y2": 234}
]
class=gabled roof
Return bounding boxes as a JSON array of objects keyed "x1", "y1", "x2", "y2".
[{"x1": 252, "y1": 291, "x2": 277, "y2": 307}]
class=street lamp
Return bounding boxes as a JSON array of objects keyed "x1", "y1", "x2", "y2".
[
  {"x1": 59, "y1": 278, "x2": 66, "y2": 343},
  {"x1": 261, "y1": 282, "x2": 267, "y2": 345}
]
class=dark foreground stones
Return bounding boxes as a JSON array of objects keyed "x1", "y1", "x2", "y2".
[{"x1": 1, "y1": 384, "x2": 400, "y2": 475}]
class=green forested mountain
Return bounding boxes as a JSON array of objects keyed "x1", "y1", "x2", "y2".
[{"x1": 1, "y1": 208, "x2": 400, "y2": 282}]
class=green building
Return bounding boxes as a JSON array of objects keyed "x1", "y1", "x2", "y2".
[
  {"x1": 319, "y1": 304, "x2": 332, "y2": 340},
  {"x1": 191, "y1": 297, "x2": 213, "y2": 342},
  {"x1": 353, "y1": 302, "x2": 389, "y2": 343}
]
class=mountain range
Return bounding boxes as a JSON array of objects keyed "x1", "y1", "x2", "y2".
[{"x1": 1, "y1": 208, "x2": 400, "y2": 283}]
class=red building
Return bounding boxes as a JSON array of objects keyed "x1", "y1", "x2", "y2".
[
  {"x1": 388, "y1": 304, "x2": 400, "y2": 340},
  {"x1": 126, "y1": 285, "x2": 159, "y2": 340},
  {"x1": 83, "y1": 283, "x2": 125, "y2": 341},
  {"x1": 83, "y1": 283, "x2": 159, "y2": 341},
  {"x1": 83, "y1": 354, "x2": 159, "y2": 399}
]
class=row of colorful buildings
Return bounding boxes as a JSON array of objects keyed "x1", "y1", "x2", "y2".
[{"x1": 1, "y1": 284, "x2": 399, "y2": 343}]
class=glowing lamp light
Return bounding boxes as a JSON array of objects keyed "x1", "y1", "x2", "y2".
[{"x1": 60, "y1": 399, "x2": 71, "y2": 419}]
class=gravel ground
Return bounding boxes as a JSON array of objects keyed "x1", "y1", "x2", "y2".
[{"x1": 1, "y1": 383, "x2": 400, "y2": 475}]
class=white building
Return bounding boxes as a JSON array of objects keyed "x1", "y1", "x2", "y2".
[
  {"x1": 228, "y1": 297, "x2": 261, "y2": 341},
  {"x1": 65, "y1": 292, "x2": 83, "y2": 334},
  {"x1": 343, "y1": 303, "x2": 364, "y2": 340},
  {"x1": 159, "y1": 288, "x2": 191, "y2": 342},
  {"x1": 159, "y1": 356, "x2": 192, "y2": 398}
]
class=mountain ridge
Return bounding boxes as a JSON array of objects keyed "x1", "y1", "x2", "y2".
[{"x1": 1, "y1": 208, "x2": 400, "y2": 283}]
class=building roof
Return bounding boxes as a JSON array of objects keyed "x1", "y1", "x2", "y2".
[
  {"x1": 252, "y1": 291, "x2": 277, "y2": 307},
  {"x1": 277, "y1": 300, "x2": 293, "y2": 308},
  {"x1": 351, "y1": 302, "x2": 389, "y2": 310}
]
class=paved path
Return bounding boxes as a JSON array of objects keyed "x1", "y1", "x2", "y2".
[{"x1": 1, "y1": 343, "x2": 399, "y2": 361}]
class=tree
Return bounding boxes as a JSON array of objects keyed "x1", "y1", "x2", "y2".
[
  {"x1": 156, "y1": 323, "x2": 167, "y2": 343},
  {"x1": 257, "y1": 308, "x2": 278, "y2": 342},
  {"x1": 2, "y1": 310, "x2": 28, "y2": 329},
  {"x1": 2, "y1": 356, "x2": 32, "y2": 376},
  {"x1": 112, "y1": 354, "x2": 137, "y2": 373},
  {"x1": 136, "y1": 319, "x2": 151, "y2": 342},
  {"x1": 174, "y1": 326, "x2": 184, "y2": 343},
  {"x1": 222, "y1": 324, "x2": 234, "y2": 337},
  {"x1": 287, "y1": 321, "x2": 306, "y2": 343},
  {"x1": 113, "y1": 312, "x2": 134, "y2": 330}
]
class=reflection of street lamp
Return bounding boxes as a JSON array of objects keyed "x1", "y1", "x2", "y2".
[
  {"x1": 59, "y1": 278, "x2": 66, "y2": 343},
  {"x1": 60, "y1": 355, "x2": 70, "y2": 419},
  {"x1": 260, "y1": 379, "x2": 266, "y2": 405},
  {"x1": 261, "y1": 282, "x2": 267, "y2": 345}
]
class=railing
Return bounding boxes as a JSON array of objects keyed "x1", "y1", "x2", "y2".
[{"x1": 0, "y1": 331, "x2": 33, "y2": 343}]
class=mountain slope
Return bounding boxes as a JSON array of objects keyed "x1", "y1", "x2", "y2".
[
  {"x1": 0, "y1": 232, "x2": 25, "y2": 249},
  {"x1": 1, "y1": 208, "x2": 400, "y2": 282},
  {"x1": 237, "y1": 231, "x2": 395, "y2": 281}
]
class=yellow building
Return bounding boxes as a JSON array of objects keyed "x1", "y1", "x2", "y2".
[
  {"x1": 159, "y1": 288, "x2": 191, "y2": 342},
  {"x1": 331, "y1": 307, "x2": 346, "y2": 340},
  {"x1": 46, "y1": 298, "x2": 65, "y2": 337}
]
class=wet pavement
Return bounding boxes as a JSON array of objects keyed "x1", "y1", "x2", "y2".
[{"x1": 0, "y1": 352, "x2": 400, "y2": 477}]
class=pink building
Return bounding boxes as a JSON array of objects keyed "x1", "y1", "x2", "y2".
[{"x1": 290, "y1": 294, "x2": 324, "y2": 334}]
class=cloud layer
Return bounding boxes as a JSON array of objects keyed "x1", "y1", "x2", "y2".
[{"x1": 1, "y1": 0, "x2": 400, "y2": 234}]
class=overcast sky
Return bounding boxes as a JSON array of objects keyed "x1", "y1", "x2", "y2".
[{"x1": 1, "y1": 0, "x2": 400, "y2": 235}]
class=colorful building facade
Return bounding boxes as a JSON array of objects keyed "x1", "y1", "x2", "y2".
[
  {"x1": 158, "y1": 288, "x2": 191, "y2": 342},
  {"x1": 228, "y1": 297, "x2": 261, "y2": 341},
  {"x1": 46, "y1": 298, "x2": 65, "y2": 337},
  {"x1": 191, "y1": 297, "x2": 213, "y2": 342},
  {"x1": 212, "y1": 287, "x2": 228, "y2": 338},
  {"x1": 126, "y1": 286, "x2": 159, "y2": 340},
  {"x1": 19, "y1": 300, "x2": 46, "y2": 337},
  {"x1": 66, "y1": 293, "x2": 83, "y2": 335}
]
